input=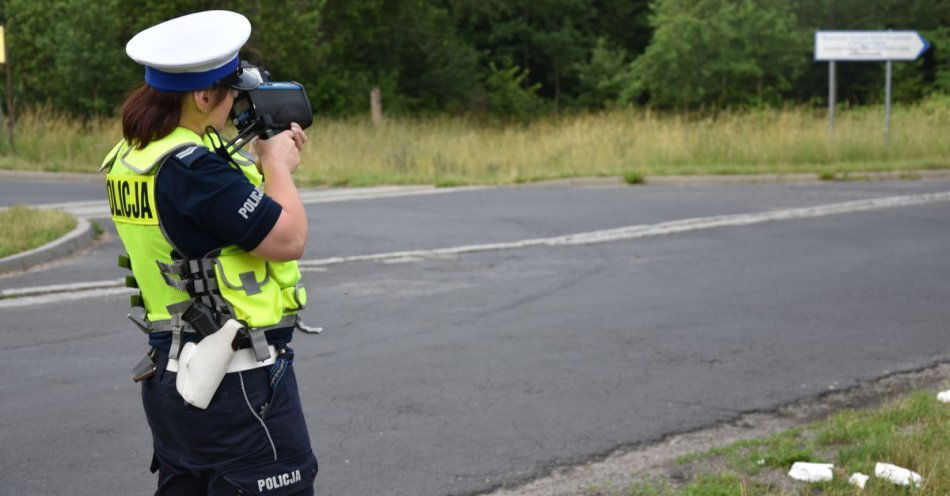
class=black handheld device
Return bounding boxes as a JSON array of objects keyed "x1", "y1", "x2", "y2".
[
  {"x1": 223, "y1": 65, "x2": 313, "y2": 153},
  {"x1": 230, "y1": 82, "x2": 313, "y2": 139}
]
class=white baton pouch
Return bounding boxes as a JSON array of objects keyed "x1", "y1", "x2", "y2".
[{"x1": 175, "y1": 319, "x2": 243, "y2": 409}]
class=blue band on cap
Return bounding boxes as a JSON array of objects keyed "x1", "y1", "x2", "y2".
[{"x1": 144, "y1": 57, "x2": 239, "y2": 92}]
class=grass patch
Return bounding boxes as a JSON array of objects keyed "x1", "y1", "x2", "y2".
[
  {"x1": 617, "y1": 391, "x2": 950, "y2": 495},
  {"x1": 0, "y1": 205, "x2": 77, "y2": 258},
  {"x1": 0, "y1": 96, "x2": 947, "y2": 185},
  {"x1": 732, "y1": 430, "x2": 817, "y2": 475},
  {"x1": 674, "y1": 430, "x2": 812, "y2": 472},
  {"x1": 680, "y1": 473, "x2": 773, "y2": 496},
  {"x1": 623, "y1": 170, "x2": 645, "y2": 185},
  {"x1": 623, "y1": 482, "x2": 666, "y2": 496}
]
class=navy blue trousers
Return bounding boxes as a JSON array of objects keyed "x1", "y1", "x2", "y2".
[{"x1": 142, "y1": 347, "x2": 317, "y2": 495}]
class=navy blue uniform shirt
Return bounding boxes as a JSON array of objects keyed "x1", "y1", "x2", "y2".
[
  {"x1": 157, "y1": 150, "x2": 280, "y2": 258},
  {"x1": 148, "y1": 148, "x2": 293, "y2": 350}
]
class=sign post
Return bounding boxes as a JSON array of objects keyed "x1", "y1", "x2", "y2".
[
  {"x1": 884, "y1": 60, "x2": 892, "y2": 142},
  {"x1": 814, "y1": 30, "x2": 929, "y2": 143},
  {"x1": 828, "y1": 60, "x2": 836, "y2": 138}
]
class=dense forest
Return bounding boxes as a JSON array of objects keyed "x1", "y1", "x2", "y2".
[{"x1": 1, "y1": 0, "x2": 948, "y2": 118}]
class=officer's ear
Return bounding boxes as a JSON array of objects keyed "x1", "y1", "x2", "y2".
[
  {"x1": 192, "y1": 90, "x2": 215, "y2": 114},
  {"x1": 192, "y1": 88, "x2": 230, "y2": 114}
]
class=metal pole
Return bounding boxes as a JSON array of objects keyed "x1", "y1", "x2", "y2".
[
  {"x1": 884, "y1": 60, "x2": 892, "y2": 144},
  {"x1": 828, "y1": 61, "x2": 836, "y2": 138}
]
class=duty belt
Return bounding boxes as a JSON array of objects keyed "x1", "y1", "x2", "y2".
[
  {"x1": 120, "y1": 253, "x2": 321, "y2": 362},
  {"x1": 127, "y1": 310, "x2": 312, "y2": 361}
]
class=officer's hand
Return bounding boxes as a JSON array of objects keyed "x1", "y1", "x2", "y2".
[
  {"x1": 289, "y1": 122, "x2": 308, "y2": 151},
  {"x1": 256, "y1": 130, "x2": 300, "y2": 174}
]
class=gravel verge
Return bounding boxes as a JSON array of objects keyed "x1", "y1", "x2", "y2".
[{"x1": 481, "y1": 362, "x2": 950, "y2": 496}]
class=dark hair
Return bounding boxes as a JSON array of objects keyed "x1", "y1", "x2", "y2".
[
  {"x1": 121, "y1": 84, "x2": 184, "y2": 149},
  {"x1": 121, "y1": 84, "x2": 229, "y2": 149}
]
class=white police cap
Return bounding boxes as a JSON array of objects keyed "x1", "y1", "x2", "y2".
[{"x1": 126, "y1": 10, "x2": 259, "y2": 92}]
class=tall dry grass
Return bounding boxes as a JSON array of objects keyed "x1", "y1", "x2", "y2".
[
  {"x1": 0, "y1": 108, "x2": 120, "y2": 172},
  {"x1": 1, "y1": 96, "x2": 948, "y2": 185},
  {"x1": 302, "y1": 96, "x2": 950, "y2": 185}
]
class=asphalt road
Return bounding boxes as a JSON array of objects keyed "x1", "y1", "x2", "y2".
[
  {"x1": 1, "y1": 178, "x2": 949, "y2": 495},
  {"x1": 0, "y1": 174, "x2": 103, "y2": 206}
]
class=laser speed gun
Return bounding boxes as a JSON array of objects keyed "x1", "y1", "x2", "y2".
[{"x1": 224, "y1": 64, "x2": 313, "y2": 153}]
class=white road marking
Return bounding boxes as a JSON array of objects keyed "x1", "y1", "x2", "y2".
[
  {"x1": 0, "y1": 278, "x2": 123, "y2": 299},
  {"x1": 28, "y1": 185, "x2": 484, "y2": 219},
  {"x1": 0, "y1": 287, "x2": 133, "y2": 309},
  {"x1": 297, "y1": 191, "x2": 950, "y2": 267},
  {"x1": 3, "y1": 190, "x2": 949, "y2": 307}
]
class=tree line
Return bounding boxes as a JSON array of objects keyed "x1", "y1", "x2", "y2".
[{"x1": 2, "y1": 0, "x2": 947, "y2": 119}]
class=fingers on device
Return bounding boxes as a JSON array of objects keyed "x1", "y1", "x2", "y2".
[{"x1": 226, "y1": 64, "x2": 313, "y2": 153}]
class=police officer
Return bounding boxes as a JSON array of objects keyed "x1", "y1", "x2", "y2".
[{"x1": 102, "y1": 10, "x2": 317, "y2": 495}]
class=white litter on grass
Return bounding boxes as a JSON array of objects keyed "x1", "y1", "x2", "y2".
[
  {"x1": 937, "y1": 390, "x2": 950, "y2": 403},
  {"x1": 875, "y1": 462, "x2": 922, "y2": 487},
  {"x1": 848, "y1": 472, "x2": 869, "y2": 489},
  {"x1": 788, "y1": 462, "x2": 834, "y2": 482}
]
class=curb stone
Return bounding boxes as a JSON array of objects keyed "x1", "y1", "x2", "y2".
[{"x1": 0, "y1": 216, "x2": 95, "y2": 274}]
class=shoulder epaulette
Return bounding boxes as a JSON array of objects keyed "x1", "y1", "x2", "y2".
[{"x1": 168, "y1": 144, "x2": 212, "y2": 169}]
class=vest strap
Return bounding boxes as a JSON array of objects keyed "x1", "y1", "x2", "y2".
[
  {"x1": 191, "y1": 278, "x2": 219, "y2": 294},
  {"x1": 128, "y1": 310, "x2": 151, "y2": 334},
  {"x1": 169, "y1": 326, "x2": 183, "y2": 360},
  {"x1": 157, "y1": 258, "x2": 224, "y2": 295},
  {"x1": 189, "y1": 258, "x2": 216, "y2": 278},
  {"x1": 156, "y1": 260, "x2": 188, "y2": 277},
  {"x1": 118, "y1": 254, "x2": 132, "y2": 270},
  {"x1": 248, "y1": 328, "x2": 270, "y2": 361},
  {"x1": 166, "y1": 300, "x2": 193, "y2": 360},
  {"x1": 127, "y1": 308, "x2": 198, "y2": 333},
  {"x1": 130, "y1": 294, "x2": 145, "y2": 308}
]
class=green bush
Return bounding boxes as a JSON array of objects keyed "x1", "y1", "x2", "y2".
[{"x1": 485, "y1": 60, "x2": 545, "y2": 120}]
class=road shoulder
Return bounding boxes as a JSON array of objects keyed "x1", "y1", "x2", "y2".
[{"x1": 484, "y1": 362, "x2": 950, "y2": 496}]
